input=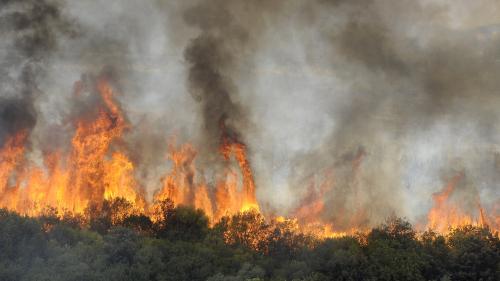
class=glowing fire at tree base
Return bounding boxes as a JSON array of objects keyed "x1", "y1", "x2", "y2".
[{"x1": 0, "y1": 77, "x2": 497, "y2": 239}]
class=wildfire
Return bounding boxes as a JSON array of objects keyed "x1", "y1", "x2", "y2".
[
  {"x1": 287, "y1": 148, "x2": 371, "y2": 238},
  {"x1": 426, "y1": 171, "x2": 498, "y2": 233},
  {"x1": 0, "y1": 77, "x2": 144, "y2": 215},
  {"x1": 0, "y1": 74, "x2": 259, "y2": 222},
  {"x1": 0, "y1": 75, "x2": 497, "y2": 238},
  {"x1": 154, "y1": 124, "x2": 260, "y2": 223}
]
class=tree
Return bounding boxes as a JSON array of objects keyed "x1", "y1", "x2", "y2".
[
  {"x1": 219, "y1": 210, "x2": 271, "y2": 252},
  {"x1": 421, "y1": 229, "x2": 450, "y2": 280},
  {"x1": 0, "y1": 209, "x2": 46, "y2": 261},
  {"x1": 306, "y1": 237, "x2": 367, "y2": 281},
  {"x1": 162, "y1": 205, "x2": 209, "y2": 241},
  {"x1": 364, "y1": 217, "x2": 426, "y2": 280},
  {"x1": 447, "y1": 225, "x2": 500, "y2": 281},
  {"x1": 104, "y1": 227, "x2": 140, "y2": 266},
  {"x1": 122, "y1": 214, "x2": 153, "y2": 235},
  {"x1": 151, "y1": 198, "x2": 175, "y2": 237},
  {"x1": 86, "y1": 197, "x2": 136, "y2": 234}
]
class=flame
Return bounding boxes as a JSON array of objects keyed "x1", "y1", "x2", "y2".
[
  {"x1": 154, "y1": 131, "x2": 260, "y2": 223},
  {"x1": 426, "y1": 171, "x2": 498, "y2": 233},
  {"x1": 155, "y1": 143, "x2": 198, "y2": 206},
  {"x1": 288, "y1": 148, "x2": 370, "y2": 238},
  {"x1": 219, "y1": 133, "x2": 259, "y2": 212},
  {"x1": 0, "y1": 75, "x2": 497, "y2": 241},
  {"x1": 194, "y1": 183, "x2": 214, "y2": 219},
  {"x1": 0, "y1": 77, "x2": 144, "y2": 215},
  {"x1": 0, "y1": 131, "x2": 28, "y2": 196}
]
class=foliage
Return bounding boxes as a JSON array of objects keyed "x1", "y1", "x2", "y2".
[{"x1": 0, "y1": 203, "x2": 498, "y2": 281}]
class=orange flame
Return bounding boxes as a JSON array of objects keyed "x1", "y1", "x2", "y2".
[
  {"x1": 0, "y1": 75, "x2": 497, "y2": 241},
  {"x1": 154, "y1": 133, "x2": 260, "y2": 223},
  {"x1": 426, "y1": 171, "x2": 497, "y2": 233},
  {"x1": 0, "y1": 77, "x2": 144, "y2": 215},
  {"x1": 289, "y1": 148, "x2": 370, "y2": 238},
  {"x1": 219, "y1": 135, "x2": 259, "y2": 213}
]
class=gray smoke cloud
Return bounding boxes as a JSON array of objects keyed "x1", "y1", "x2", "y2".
[
  {"x1": 0, "y1": 0, "x2": 498, "y2": 228},
  {"x1": 180, "y1": 0, "x2": 283, "y2": 168},
  {"x1": 30, "y1": 0, "x2": 177, "y2": 194},
  {"x1": 0, "y1": 0, "x2": 75, "y2": 146},
  {"x1": 280, "y1": 0, "x2": 500, "y2": 228},
  {"x1": 182, "y1": 0, "x2": 249, "y2": 161}
]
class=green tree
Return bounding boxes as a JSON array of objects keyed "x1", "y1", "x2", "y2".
[
  {"x1": 87, "y1": 198, "x2": 136, "y2": 234},
  {"x1": 161, "y1": 205, "x2": 209, "y2": 241},
  {"x1": 364, "y1": 217, "x2": 426, "y2": 281},
  {"x1": 447, "y1": 225, "x2": 500, "y2": 281},
  {"x1": 421, "y1": 229, "x2": 450, "y2": 280},
  {"x1": 104, "y1": 227, "x2": 140, "y2": 265},
  {"x1": 307, "y1": 237, "x2": 367, "y2": 281},
  {"x1": 122, "y1": 214, "x2": 153, "y2": 235}
]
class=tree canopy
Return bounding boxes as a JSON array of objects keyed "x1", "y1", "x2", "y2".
[{"x1": 0, "y1": 199, "x2": 498, "y2": 281}]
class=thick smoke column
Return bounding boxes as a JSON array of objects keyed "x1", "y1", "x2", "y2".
[
  {"x1": 0, "y1": 0, "x2": 74, "y2": 145},
  {"x1": 182, "y1": 0, "x2": 251, "y2": 159},
  {"x1": 179, "y1": 0, "x2": 261, "y2": 212},
  {"x1": 179, "y1": 0, "x2": 284, "y2": 211}
]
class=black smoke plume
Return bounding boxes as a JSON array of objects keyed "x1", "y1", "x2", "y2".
[
  {"x1": 182, "y1": 0, "x2": 250, "y2": 160},
  {"x1": 0, "y1": 0, "x2": 75, "y2": 145}
]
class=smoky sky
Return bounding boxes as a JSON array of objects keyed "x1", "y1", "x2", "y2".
[
  {"x1": 182, "y1": 0, "x2": 249, "y2": 161},
  {"x1": 0, "y1": 0, "x2": 75, "y2": 146},
  {"x1": 287, "y1": 0, "x2": 500, "y2": 226},
  {"x1": 1, "y1": 0, "x2": 499, "y2": 226},
  {"x1": 181, "y1": 0, "x2": 282, "y2": 171}
]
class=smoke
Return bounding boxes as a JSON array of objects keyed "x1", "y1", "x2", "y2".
[
  {"x1": 0, "y1": 0, "x2": 498, "y2": 228},
  {"x1": 0, "y1": 0, "x2": 74, "y2": 145},
  {"x1": 183, "y1": 1, "x2": 248, "y2": 158},
  {"x1": 181, "y1": 0, "x2": 282, "y2": 166},
  {"x1": 280, "y1": 0, "x2": 500, "y2": 227},
  {"x1": 30, "y1": 1, "x2": 177, "y2": 195}
]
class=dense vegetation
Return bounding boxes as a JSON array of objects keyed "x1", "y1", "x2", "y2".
[{"x1": 0, "y1": 199, "x2": 498, "y2": 281}]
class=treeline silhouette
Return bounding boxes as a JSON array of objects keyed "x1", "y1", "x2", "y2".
[{"x1": 0, "y1": 198, "x2": 498, "y2": 281}]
